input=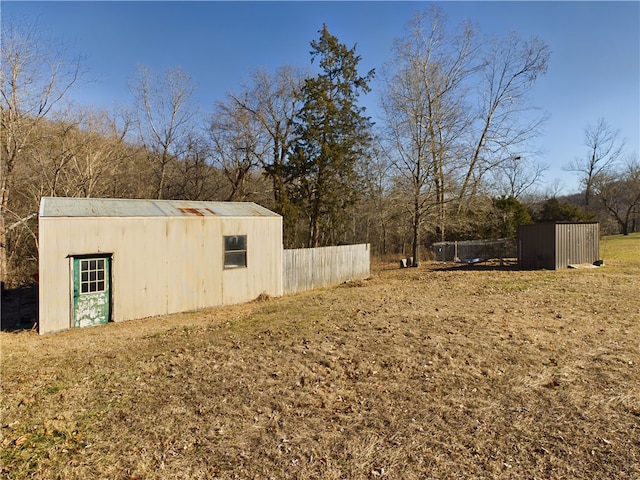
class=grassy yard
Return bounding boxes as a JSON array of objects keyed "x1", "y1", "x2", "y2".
[{"x1": 1, "y1": 234, "x2": 639, "y2": 479}]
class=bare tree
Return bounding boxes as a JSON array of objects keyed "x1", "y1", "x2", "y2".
[
  {"x1": 490, "y1": 154, "x2": 548, "y2": 198},
  {"x1": 69, "y1": 109, "x2": 137, "y2": 197},
  {"x1": 26, "y1": 108, "x2": 131, "y2": 200},
  {"x1": 593, "y1": 155, "x2": 640, "y2": 235},
  {"x1": 130, "y1": 65, "x2": 197, "y2": 199},
  {"x1": 29, "y1": 115, "x2": 76, "y2": 197},
  {"x1": 380, "y1": 8, "x2": 550, "y2": 263},
  {"x1": 542, "y1": 178, "x2": 566, "y2": 200},
  {"x1": 0, "y1": 19, "x2": 83, "y2": 285},
  {"x1": 170, "y1": 132, "x2": 221, "y2": 201},
  {"x1": 206, "y1": 67, "x2": 305, "y2": 244},
  {"x1": 209, "y1": 93, "x2": 265, "y2": 201},
  {"x1": 380, "y1": 8, "x2": 477, "y2": 263},
  {"x1": 360, "y1": 140, "x2": 398, "y2": 256},
  {"x1": 232, "y1": 67, "x2": 305, "y2": 212},
  {"x1": 566, "y1": 118, "x2": 625, "y2": 208},
  {"x1": 459, "y1": 32, "x2": 550, "y2": 204}
]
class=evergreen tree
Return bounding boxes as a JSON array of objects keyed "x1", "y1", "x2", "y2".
[
  {"x1": 289, "y1": 25, "x2": 374, "y2": 247},
  {"x1": 537, "y1": 198, "x2": 596, "y2": 223},
  {"x1": 490, "y1": 196, "x2": 533, "y2": 238}
]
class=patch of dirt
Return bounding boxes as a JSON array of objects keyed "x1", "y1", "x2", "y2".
[{"x1": 1, "y1": 249, "x2": 639, "y2": 479}]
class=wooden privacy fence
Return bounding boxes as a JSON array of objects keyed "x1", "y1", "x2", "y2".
[{"x1": 283, "y1": 244, "x2": 370, "y2": 295}]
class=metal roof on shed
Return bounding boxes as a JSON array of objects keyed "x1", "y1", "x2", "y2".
[{"x1": 39, "y1": 197, "x2": 280, "y2": 218}]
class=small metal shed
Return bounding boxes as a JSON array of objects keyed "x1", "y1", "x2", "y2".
[
  {"x1": 517, "y1": 222, "x2": 599, "y2": 270},
  {"x1": 38, "y1": 197, "x2": 283, "y2": 334}
]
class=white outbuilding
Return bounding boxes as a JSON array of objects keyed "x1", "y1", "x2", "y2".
[{"x1": 38, "y1": 197, "x2": 283, "y2": 334}]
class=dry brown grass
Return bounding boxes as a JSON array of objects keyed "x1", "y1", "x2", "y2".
[{"x1": 2, "y1": 234, "x2": 639, "y2": 479}]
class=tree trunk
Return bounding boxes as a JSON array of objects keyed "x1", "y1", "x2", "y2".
[
  {"x1": 412, "y1": 196, "x2": 420, "y2": 267},
  {"x1": 0, "y1": 210, "x2": 7, "y2": 285},
  {"x1": 308, "y1": 214, "x2": 320, "y2": 248}
]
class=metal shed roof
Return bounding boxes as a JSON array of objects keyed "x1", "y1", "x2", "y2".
[{"x1": 39, "y1": 197, "x2": 280, "y2": 218}]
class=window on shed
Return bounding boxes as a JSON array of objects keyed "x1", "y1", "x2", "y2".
[{"x1": 224, "y1": 235, "x2": 247, "y2": 269}]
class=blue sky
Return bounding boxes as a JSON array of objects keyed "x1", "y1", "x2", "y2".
[{"x1": 3, "y1": 1, "x2": 639, "y2": 195}]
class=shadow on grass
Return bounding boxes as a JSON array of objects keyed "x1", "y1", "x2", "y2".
[
  {"x1": 437, "y1": 260, "x2": 521, "y2": 272},
  {"x1": 392, "y1": 258, "x2": 521, "y2": 272}
]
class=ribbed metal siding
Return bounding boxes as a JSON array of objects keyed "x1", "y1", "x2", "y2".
[
  {"x1": 555, "y1": 223, "x2": 599, "y2": 269},
  {"x1": 518, "y1": 222, "x2": 599, "y2": 270},
  {"x1": 38, "y1": 198, "x2": 283, "y2": 334}
]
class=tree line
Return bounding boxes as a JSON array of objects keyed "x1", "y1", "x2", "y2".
[{"x1": 2, "y1": 8, "x2": 638, "y2": 286}]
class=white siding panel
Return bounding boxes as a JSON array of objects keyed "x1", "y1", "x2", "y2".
[
  {"x1": 38, "y1": 218, "x2": 70, "y2": 333},
  {"x1": 39, "y1": 212, "x2": 282, "y2": 334}
]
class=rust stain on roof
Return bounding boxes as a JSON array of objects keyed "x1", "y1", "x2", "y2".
[
  {"x1": 178, "y1": 207, "x2": 205, "y2": 216},
  {"x1": 39, "y1": 197, "x2": 281, "y2": 218}
]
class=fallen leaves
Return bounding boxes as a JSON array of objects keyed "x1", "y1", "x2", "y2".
[
  {"x1": 1, "y1": 259, "x2": 638, "y2": 479},
  {"x1": 14, "y1": 434, "x2": 28, "y2": 448}
]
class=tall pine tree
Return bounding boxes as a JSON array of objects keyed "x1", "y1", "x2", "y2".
[{"x1": 289, "y1": 25, "x2": 374, "y2": 247}]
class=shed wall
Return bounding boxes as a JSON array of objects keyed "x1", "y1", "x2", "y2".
[
  {"x1": 518, "y1": 223, "x2": 556, "y2": 269},
  {"x1": 39, "y1": 215, "x2": 282, "y2": 334},
  {"x1": 517, "y1": 223, "x2": 599, "y2": 270},
  {"x1": 555, "y1": 223, "x2": 599, "y2": 268}
]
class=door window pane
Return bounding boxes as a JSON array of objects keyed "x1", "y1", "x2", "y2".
[{"x1": 79, "y1": 258, "x2": 107, "y2": 294}]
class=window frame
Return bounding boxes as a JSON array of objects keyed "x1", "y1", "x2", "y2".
[
  {"x1": 223, "y1": 235, "x2": 247, "y2": 269},
  {"x1": 79, "y1": 257, "x2": 107, "y2": 294}
]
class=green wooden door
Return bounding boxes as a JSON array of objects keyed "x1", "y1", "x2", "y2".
[{"x1": 72, "y1": 256, "x2": 110, "y2": 328}]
